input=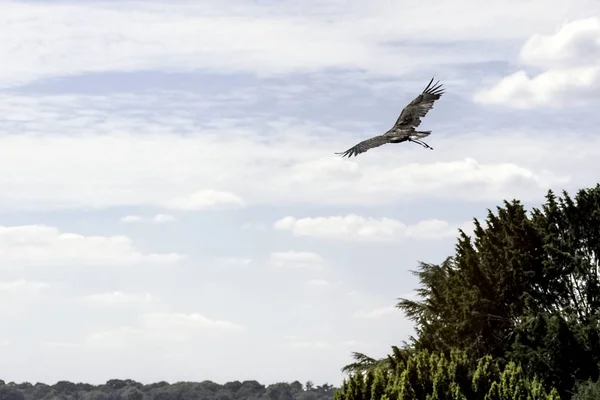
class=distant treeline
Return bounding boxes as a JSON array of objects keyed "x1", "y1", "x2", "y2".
[{"x1": 0, "y1": 379, "x2": 336, "y2": 400}]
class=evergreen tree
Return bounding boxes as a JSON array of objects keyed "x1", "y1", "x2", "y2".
[{"x1": 344, "y1": 184, "x2": 600, "y2": 398}]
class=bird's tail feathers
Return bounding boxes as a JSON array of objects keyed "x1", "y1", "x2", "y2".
[{"x1": 411, "y1": 131, "x2": 431, "y2": 139}]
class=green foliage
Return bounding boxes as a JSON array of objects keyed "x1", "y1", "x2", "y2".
[
  {"x1": 337, "y1": 349, "x2": 557, "y2": 400},
  {"x1": 572, "y1": 378, "x2": 600, "y2": 400},
  {"x1": 399, "y1": 186, "x2": 600, "y2": 396},
  {"x1": 344, "y1": 184, "x2": 600, "y2": 398},
  {"x1": 397, "y1": 198, "x2": 548, "y2": 359},
  {"x1": 341, "y1": 353, "x2": 383, "y2": 375},
  {"x1": 370, "y1": 369, "x2": 386, "y2": 400}
]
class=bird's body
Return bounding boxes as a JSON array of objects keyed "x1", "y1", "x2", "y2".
[{"x1": 336, "y1": 78, "x2": 444, "y2": 158}]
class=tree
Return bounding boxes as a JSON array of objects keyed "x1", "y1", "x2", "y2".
[
  {"x1": 0, "y1": 386, "x2": 25, "y2": 400},
  {"x1": 397, "y1": 198, "x2": 548, "y2": 359},
  {"x1": 345, "y1": 184, "x2": 600, "y2": 398}
]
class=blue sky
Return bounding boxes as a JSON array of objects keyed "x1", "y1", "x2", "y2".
[{"x1": 2, "y1": 0, "x2": 600, "y2": 387}]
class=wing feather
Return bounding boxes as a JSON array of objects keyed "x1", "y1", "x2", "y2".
[
  {"x1": 393, "y1": 77, "x2": 444, "y2": 129},
  {"x1": 335, "y1": 135, "x2": 392, "y2": 158}
]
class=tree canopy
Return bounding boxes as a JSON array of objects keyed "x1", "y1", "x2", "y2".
[{"x1": 340, "y1": 184, "x2": 600, "y2": 399}]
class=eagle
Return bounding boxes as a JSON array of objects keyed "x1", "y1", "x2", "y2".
[{"x1": 336, "y1": 78, "x2": 444, "y2": 158}]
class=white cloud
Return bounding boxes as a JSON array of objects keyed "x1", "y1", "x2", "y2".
[
  {"x1": 0, "y1": 279, "x2": 50, "y2": 317},
  {"x1": 120, "y1": 215, "x2": 144, "y2": 223},
  {"x1": 354, "y1": 306, "x2": 398, "y2": 319},
  {"x1": 166, "y1": 190, "x2": 245, "y2": 211},
  {"x1": 0, "y1": 279, "x2": 50, "y2": 294},
  {"x1": 0, "y1": 225, "x2": 184, "y2": 267},
  {"x1": 153, "y1": 214, "x2": 176, "y2": 223},
  {"x1": 85, "y1": 291, "x2": 153, "y2": 306},
  {"x1": 241, "y1": 222, "x2": 268, "y2": 231},
  {"x1": 0, "y1": 0, "x2": 593, "y2": 87},
  {"x1": 286, "y1": 153, "x2": 567, "y2": 202},
  {"x1": 120, "y1": 214, "x2": 176, "y2": 224},
  {"x1": 83, "y1": 326, "x2": 145, "y2": 349},
  {"x1": 0, "y1": 92, "x2": 581, "y2": 212},
  {"x1": 216, "y1": 257, "x2": 253, "y2": 267},
  {"x1": 305, "y1": 279, "x2": 331, "y2": 288},
  {"x1": 519, "y1": 17, "x2": 600, "y2": 69},
  {"x1": 270, "y1": 251, "x2": 325, "y2": 270},
  {"x1": 289, "y1": 341, "x2": 332, "y2": 349},
  {"x1": 274, "y1": 215, "x2": 473, "y2": 242},
  {"x1": 140, "y1": 312, "x2": 244, "y2": 331},
  {"x1": 84, "y1": 312, "x2": 245, "y2": 348},
  {"x1": 475, "y1": 17, "x2": 600, "y2": 108},
  {"x1": 288, "y1": 339, "x2": 358, "y2": 349}
]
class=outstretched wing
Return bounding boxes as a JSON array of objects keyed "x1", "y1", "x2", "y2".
[
  {"x1": 335, "y1": 135, "x2": 393, "y2": 158},
  {"x1": 393, "y1": 78, "x2": 444, "y2": 129}
]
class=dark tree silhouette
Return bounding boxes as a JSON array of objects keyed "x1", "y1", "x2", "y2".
[
  {"x1": 0, "y1": 379, "x2": 336, "y2": 400},
  {"x1": 342, "y1": 184, "x2": 600, "y2": 399}
]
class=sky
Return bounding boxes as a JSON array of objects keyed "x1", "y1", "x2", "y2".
[{"x1": 2, "y1": 0, "x2": 600, "y2": 388}]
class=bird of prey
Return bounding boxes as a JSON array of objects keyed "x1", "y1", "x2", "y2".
[{"x1": 336, "y1": 78, "x2": 444, "y2": 158}]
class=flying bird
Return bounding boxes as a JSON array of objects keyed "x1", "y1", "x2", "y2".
[{"x1": 336, "y1": 78, "x2": 444, "y2": 158}]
